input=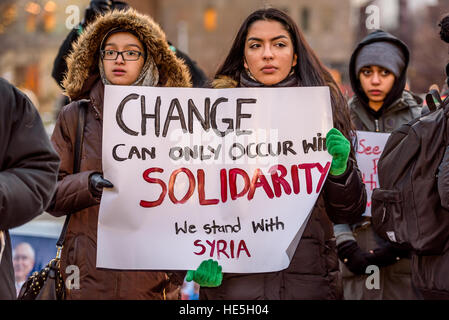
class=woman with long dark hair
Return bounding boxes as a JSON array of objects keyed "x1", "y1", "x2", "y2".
[
  {"x1": 200, "y1": 8, "x2": 367, "y2": 300},
  {"x1": 214, "y1": 8, "x2": 355, "y2": 147}
]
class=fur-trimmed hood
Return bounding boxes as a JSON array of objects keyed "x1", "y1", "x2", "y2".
[
  {"x1": 211, "y1": 76, "x2": 238, "y2": 89},
  {"x1": 63, "y1": 9, "x2": 191, "y2": 100}
]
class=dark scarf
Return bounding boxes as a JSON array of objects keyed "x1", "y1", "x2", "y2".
[{"x1": 239, "y1": 70, "x2": 299, "y2": 87}]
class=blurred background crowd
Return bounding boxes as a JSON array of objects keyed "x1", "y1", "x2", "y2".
[{"x1": 1, "y1": 0, "x2": 448, "y2": 124}]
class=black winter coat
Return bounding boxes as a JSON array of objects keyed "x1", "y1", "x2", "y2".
[
  {"x1": 0, "y1": 78, "x2": 60, "y2": 299},
  {"x1": 200, "y1": 77, "x2": 367, "y2": 300}
]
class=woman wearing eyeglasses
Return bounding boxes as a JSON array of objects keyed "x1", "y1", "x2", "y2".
[{"x1": 48, "y1": 9, "x2": 200, "y2": 300}]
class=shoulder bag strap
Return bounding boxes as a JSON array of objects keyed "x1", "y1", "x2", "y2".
[{"x1": 56, "y1": 99, "x2": 89, "y2": 250}]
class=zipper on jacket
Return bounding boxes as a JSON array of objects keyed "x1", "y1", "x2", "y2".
[
  {"x1": 90, "y1": 98, "x2": 101, "y2": 120},
  {"x1": 374, "y1": 119, "x2": 380, "y2": 132},
  {"x1": 93, "y1": 105, "x2": 101, "y2": 120},
  {"x1": 114, "y1": 274, "x2": 120, "y2": 299}
]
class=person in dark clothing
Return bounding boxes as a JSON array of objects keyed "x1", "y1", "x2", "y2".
[
  {"x1": 334, "y1": 30, "x2": 422, "y2": 300},
  {"x1": 52, "y1": 0, "x2": 208, "y2": 91},
  {"x1": 0, "y1": 78, "x2": 60, "y2": 300},
  {"x1": 200, "y1": 8, "x2": 367, "y2": 300},
  {"x1": 166, "y1": 41, "x2": 208, "y2": 87},
  {"x1": 410, "y1": 13, "x2": 449, "y2": 300}
]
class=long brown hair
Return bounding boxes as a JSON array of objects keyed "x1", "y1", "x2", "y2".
[{"x1": 215, "y1": 8, "x2": 356, "y2": 150}]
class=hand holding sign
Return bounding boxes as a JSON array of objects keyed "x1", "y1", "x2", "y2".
[
  {"x1": 89, "y1": 173, "x2": 114, "y2": 198},
  {"x1": 355, "y1": 131, "x2": 390, "y2": 216},
  {"x1": 326, "y1": 128, "x2": 350, "y2": 176},
  {"x1": 186, "y1": 259, "x2": 223, "y2": 287}
]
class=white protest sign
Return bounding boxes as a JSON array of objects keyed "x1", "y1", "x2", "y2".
[
  {"x1": 356, "y1": 130, "x2": 390, "y2": 216},
  {"x1": 97, "y1": 86, "x2": 333, "y2": 273}
]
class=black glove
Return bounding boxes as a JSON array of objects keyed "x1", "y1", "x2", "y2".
[
  {"x1": 337, "y1": 240, "x2": 373, "y2": 275},
  {"x1": 89, "y1": 173, "x2": 114, "y2": 198},
  {"x1": 368, "y1": 243, "x2": 410, "y2": 268}
]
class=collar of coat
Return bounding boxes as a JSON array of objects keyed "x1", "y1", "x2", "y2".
[
  {"x1": 212, "y1": 76, "x2": 238, "y2": 89},
  {"x1": 349, "y1": 90, "x2": 421, "y2": 117},
  {"x1": 63, "y1": 9, "x2": 191, "y2": 101}
]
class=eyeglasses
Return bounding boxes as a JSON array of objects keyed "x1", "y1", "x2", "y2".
[{"x1": 101, "y1": 49, "x2": 143, "y2": 61}]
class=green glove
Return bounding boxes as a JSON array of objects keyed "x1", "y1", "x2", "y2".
[
  {"x1": 186, "y1": 259, "x2": 223, "y2": 287},
  {"x1": 326, "y1": 128, "x2": 350, "y2": 176}
]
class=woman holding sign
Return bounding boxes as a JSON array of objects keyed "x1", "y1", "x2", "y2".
[
  {"x1": 195, "y1": 8, "x2": 367, "y2": 300},
  {"x1": 48, "y1": 9, "x2": 221, "y2": 299},
  {"x1": 334, "y1": 30, "x2": 422, "y2": 300}
]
